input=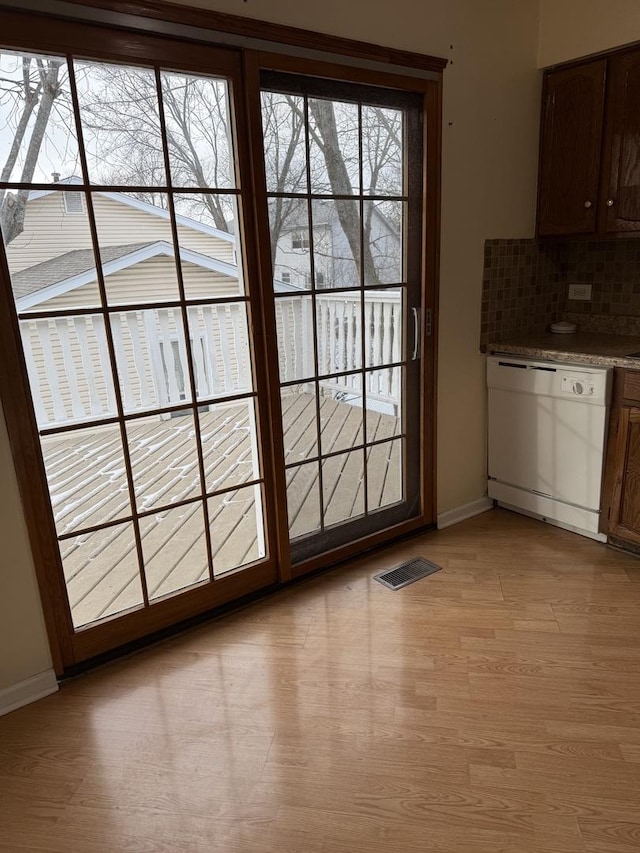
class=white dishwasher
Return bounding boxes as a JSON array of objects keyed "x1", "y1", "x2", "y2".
[{"x1": 487, "y1": 355, "x2": 612, "y2": 541}]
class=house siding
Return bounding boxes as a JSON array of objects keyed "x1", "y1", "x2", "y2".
[
  {"x1": 23, "y1": 255, "x2": 242, "y2": 312},
  {"x1": 5, "y1": 193, "x2": 236, "y2": 275}
]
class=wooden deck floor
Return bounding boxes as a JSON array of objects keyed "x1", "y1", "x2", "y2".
[{"x1": 42, "y1": 393, "x2": 401, "y2": 627}]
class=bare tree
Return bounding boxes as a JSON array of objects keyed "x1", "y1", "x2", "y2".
[
  {"x1": 261, "y1": 91, "x2": 306, "y2": 267},
  {"x1": 0, "y1": 56, "x2": 65, "y2": 243},
  {"x1": 0, "y1": 52, "x2": 403, "y2": 284},
  {"x1": 307, "y1": 99, "x2": 403, "y2": 287},
  {"x1": 78, "y1": 67, "x2": 235, "y2": 232}
]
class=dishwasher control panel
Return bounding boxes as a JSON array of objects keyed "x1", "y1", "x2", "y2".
[
  {"x1": 487, "y1": 356, "x2": 611, "y2": 405},
  {"x1": 561, "y1": 376, "x2": 596, "y2": 397}
]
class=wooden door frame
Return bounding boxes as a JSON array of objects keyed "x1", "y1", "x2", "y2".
[{"x1": 0, "y1": 4, "x2": 443, "y2": 673}]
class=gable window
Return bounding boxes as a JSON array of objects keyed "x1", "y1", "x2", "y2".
[
  {"x1": 291, "y1": 229, "x2": 309, "y2": 250},
  {"x1": 63, "y1": 192, "x2": 84, "y2": 214}
]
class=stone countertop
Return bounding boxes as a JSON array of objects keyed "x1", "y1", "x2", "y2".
[{"x1": 488, "y1": 332, "x2": 640, "y2": 368}]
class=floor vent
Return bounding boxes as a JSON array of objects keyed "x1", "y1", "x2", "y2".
[{"x1": 374, "y1": 557, "x2": 442, "y2": 590}]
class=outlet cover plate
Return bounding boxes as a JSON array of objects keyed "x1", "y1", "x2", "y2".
[{"x1": 568, "y1": 283, "x2": 592, "y2": 301}]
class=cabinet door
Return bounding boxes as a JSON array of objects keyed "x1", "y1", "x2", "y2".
[
  {"x1": 601, "y1": 50, "x2": 640, "y2": 232},
  {"x1": 606, "y1": 406, "x2": 640, "y2": 545},
  {"x1": 537, "y1": 60, "x2": 606, "y2": 236}
]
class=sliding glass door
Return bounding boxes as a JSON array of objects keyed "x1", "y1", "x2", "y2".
[
  {"x1": 261, "y1": 73, "x2": 424, "y2": 563},
  {"x1": 0, "y1": 10, "x2": 436, "y2": 670}
]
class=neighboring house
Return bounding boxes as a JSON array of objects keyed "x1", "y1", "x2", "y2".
[
  {"x1": 273, "y1": 200, "x2": 402, "y2": 289},
  {"x1": 6, "y1": 178, "x2": 303, "y2": 427}
]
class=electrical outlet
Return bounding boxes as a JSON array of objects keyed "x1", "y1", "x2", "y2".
[{"x1": 568, "y1": 284, "x2": 592, "y2": 301}]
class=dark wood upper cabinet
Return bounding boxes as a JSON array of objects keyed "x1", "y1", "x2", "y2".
[
  {"x1": 537, "y1": 60, "x2": 606, "y2": 236},
  {"x1": 601, "y1": 51, "x2": 640, "y2": 232},
  {"x1": 537, "y1": 45, "x2": 640, "y2": 236}
]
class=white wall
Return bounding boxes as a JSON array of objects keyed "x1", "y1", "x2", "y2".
[
  {"x1": 539, "y1": 0, "x2": 640, "y2": 67},
  {"x1": 167, "y1": 0, "x2": 543, "y2": 512},
  {"x1": 0, "y1": 403, "x2": 53, "y2": 691},
  {"x1": 0, "y1": 0, "x2": 543, "y2": 688}
]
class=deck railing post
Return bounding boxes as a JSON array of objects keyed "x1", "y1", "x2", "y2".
[
  {"x1": 19, "y1": 321, "x2": 48, "y2": 426},
  {"x1": 311, "y1": 290, "x2": 401, "y2": 409}
]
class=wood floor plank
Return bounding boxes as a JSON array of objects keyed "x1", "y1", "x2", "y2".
[{"x1": 5, "y1": 509, "x2": 640, "y2": 851}]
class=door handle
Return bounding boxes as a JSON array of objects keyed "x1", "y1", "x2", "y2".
[{"x1": 411, "y1": 307, "x2": 420, "y2": 360}]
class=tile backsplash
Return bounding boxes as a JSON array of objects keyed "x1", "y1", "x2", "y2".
[
  {"x1": 481, "y1": 236, "x2": 640, "y2": 348},
  {"x1": 480, "y1": 239, "x2": 561, "y2": 348},
  {"x1": 563, "y1": 238, "x2": 640, "y2": 317}
]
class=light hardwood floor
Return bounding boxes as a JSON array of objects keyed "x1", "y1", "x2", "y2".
[{"x1": 2, "y1": 508, "x2": 640, "y2": 852}]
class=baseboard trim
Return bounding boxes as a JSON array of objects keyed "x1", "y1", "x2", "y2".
[
  {"x1": 0, "y1": 669, "x2": 58, "y2": 717},
  {"x1": 437, "y1": 497, "x2": 494, "y2": 530}
]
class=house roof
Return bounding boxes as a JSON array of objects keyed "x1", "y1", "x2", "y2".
[
  {"x1": 14, "y1": 239, "x2": 303, "y2": 311},
  {"x1": 12, "y1": 244, "x2": 150, "y2": 299}
]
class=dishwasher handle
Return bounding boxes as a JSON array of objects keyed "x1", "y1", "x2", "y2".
[{"x1": 497, "y1": 360, "x2": 556, "y2": 372}]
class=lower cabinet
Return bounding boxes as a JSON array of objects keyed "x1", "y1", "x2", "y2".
[{"x1": 602, "y1": 369, "x2": 640, "y2": 549}]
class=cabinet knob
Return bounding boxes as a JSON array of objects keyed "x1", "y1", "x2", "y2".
[
  {"x1": 584, "y1": 200, "x2": 592, "y2": 208},
  {"x1": 607, "y1": 199, "x2": 615, "y2": 207}
]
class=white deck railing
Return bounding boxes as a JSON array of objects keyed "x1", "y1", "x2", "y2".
[
  {"x1": 21, "y1": 291, "x2": 402, "y2": 429},
  {"x1": 277, "y1": 290, "x2": 402, "y2": 410}
]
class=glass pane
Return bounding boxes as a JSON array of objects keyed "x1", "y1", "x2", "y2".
[
  {"x1": 362, "y1": 105, "x2": 403, "y2": 196},
  {"x1": 319, "y1": 384, "x2": 363, "y2": 455},
  {"x1": 269, "y1": 198, "x2": 311, "y2": 291},
  {"x1": 92, "y1": 191, "x2": 181, "y2": 306},
  {"x1": 42, "y1": 424, "x2": 130, "y2": 536},
  {"x1": 109, "y1": 307, "x2": 191, "y2": 414},
  {"x1": 186, "y1": 303, "x2": 252, "y2": 401},
  {"x1": 275, "y1": 294, "x2": 314, "y2": 383},
  {"x1": 315, "y1": 292, "x2": 362, "y2": 376},
  {"x1": 322, "y1": 450, "x2": 365, "y2": 528},
  {"x1": 363, "y1": 200, "x2": 404, "y2": 285},
  {"x1": 140, "y1": 503, "x2": 209, "y2": 600},
  {"x1": 281, "y1": 384, "x2": 318, "y2": 463},
  {"x1": 0, "y1": 51, "x2": 79, "y2": 185},
  {"x1": 364, "y1": 288, "x2": 403, "y2": 368},
  {"x1": 199, "y1": 398, "x2": 260, "y2": 494},
  {"x1": 60, "y1": 522, "x2": 143, "y2": 629},
  {"x1": 308, "y1": 98, "x2": 359, "y2": 194},
  {"x1": 5, "y1": 192, "x2": 100, "y2": 313},
  {"x1": 261, "y1": 91, "x2": 307, "y2": 194},
  {"x1": 75, "y1": 59, "x2": 165, "y2": 186},
  {"x1": 286, "y1": 463, "x2": 321, "y2": 539},
  {"x1": 126, "y1": 412, "x2": 202, "y2": 513},
  {"x1": 208, "y1": 485, "x2": 265, "y2": 575},
  {"x1": 160, "y1": 71, "x2": 234, "y2": 189},
  {"x1": 366, "y1": 366, "x2": 402, "y2": 437},
  {"x1": 367, "y1": 438, "x2": 403, "y2": 511},
  {"x1": 312, "y1": 200, "x2": 360, "y2": 288},
  {"x1": 173, "y1": 193, "x2": 243, "y2": 299},
  {"x1": 173, "y1": 192, "x2": 235, "y2": 237},
  {"x1": 19, "y1": 314, "x2": 117, "y2": 429}
]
